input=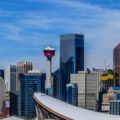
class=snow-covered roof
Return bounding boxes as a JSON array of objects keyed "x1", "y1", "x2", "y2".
[
  {"x1": 28, "y1": 69, "x2": 43, "y2": 74},
  {"x1": 34, "y1": 93, "x2": 120, "y2": 120},
  {"x1": 44, "y1": 46, "x2": 55, "y2": 51}
]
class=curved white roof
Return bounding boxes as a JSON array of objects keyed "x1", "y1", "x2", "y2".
[
  {"x1": 44, "y1": 46, "x2": 55, "y2": 51},
  {"x1": 2, "y1": 116, "x2": 24, "y2": 120},
  {"x1": 34, "y1": 93, "x2": 120, "y2": 120}
]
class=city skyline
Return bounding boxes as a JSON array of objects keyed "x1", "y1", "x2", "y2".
[
  {"x1": 1, "y1": 1, "x2": 120, "y2": 119},
  {"x1": 0, "y1": 0, "x2": 120, "y2": 71}
]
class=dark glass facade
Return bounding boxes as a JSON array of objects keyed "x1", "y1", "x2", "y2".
[
  {"x1": 101, "y1": 79, "x2": 114, "y2": 93},
  {"x1": 116, "y1": 93, "x2": 120, "y2": 100},
  {"x1": 0, "y1": 70, "x2": 4, "y2": 80},
  {"x1": 10, "y1": 65, "x2": 17, "y2": 94},
  {"x1": 8, "y1": 65, "x2": 18, "y2": 116},
  {"x1": 110, "y1": 101, "x2": 120, "y2": 115},
  {"x1": 53, "y1": 69, "x2": 66, "y2": 100},
  {"x1": 10, "y1": 92, "x2": 18, "y2": 116},
  {"x1": 53, "y1": 69, "x2": 60, "y2": 98},
  {"x1": 60, "y1": 34, "x2": 84, "y2": 101},
  {"x1": 66, "y1": 83, "x2": 78, "y2": 106},
  {"x1": 19, "y1": 72, "x2": 46, "y2": 118}
]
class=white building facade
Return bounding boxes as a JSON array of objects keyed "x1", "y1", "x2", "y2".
[{"x1": 71, "y1": 71, "x2": 102, "y2": 111}]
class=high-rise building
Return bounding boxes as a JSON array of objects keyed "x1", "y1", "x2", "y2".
[
  {"x1": 5, "y1": 65, "x2": 16, "y2": 93},
  {"x1": 19, "y1": 70, "x2": 46, "y2": 118},
  {"x1": 66, "y1": 83, "x2": 78, "y2": 106},
  {"x1": 113, "y1": 44, "x2": 120, "y2": 85},
  {"x1": 5, "y1": 65, "x2": 18, "y2": 116},
  {"x1": 53, "y1": 69, "x2": 65, "y2": 100},
  {"x1": 16, "y1": 61, "x2": 33, "y2": 92},
  {"x1": 60, "y1": 34, "x2": 84, "y2": 101},
  {"x1": 0, "y1": 77, "x2": 5, "y2": 113},
  {"x1": 53, "y1": 69, "x2": 60, "y2": 98},
  {"x1": 71, "y1": 71, "x2": 98, "y2": 111},
  {"x1": 16, "y1": 62, "x2": 33, "y2": 116},
  {"x1": 60, "y1": 34, "x2": 84, "y2": 83}
]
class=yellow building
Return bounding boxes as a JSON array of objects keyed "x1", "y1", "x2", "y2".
[{"x1": 101, "y1": 74, "x2": 114, "y2": 81}]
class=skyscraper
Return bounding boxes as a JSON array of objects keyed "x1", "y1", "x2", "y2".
[
  {"x1": 19, "y1": 70, "x2": 46, "y2": 118},
  {"x1": 16, "y1": 61, "x2": 33, "y2": 116},
  {"x1": 5, "y1": 65, "x2": 16, "y2": 93},
  {"x1": 53, "y1": 69, "x2": 65, "y2": 100},
  {"x1": 60, "y1": 34, "x2": 84, "y2": 101},
  {"x1": 16, "y1": 61, "x2": 33, "y2": 92},
  {"x1": 113, "y1": 44, "x2": 120, "y2": 85},
  {"x1": 71, "y1": 71, "x2": 98, "y2": 111},
  {"x1": 53, "y1": 69, "x2": 60, "y2": 98},
  {"x1": 5, "y1": 65, "x2": 18, "y2": 115}
]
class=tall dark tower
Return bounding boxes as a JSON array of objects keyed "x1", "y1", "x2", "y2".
[
  {"x1": 113, "y1": 44, "x2": 120, "y2": 86},
  {"x1": 59, "y1": 34, "x2": 84, "y2": 101}
]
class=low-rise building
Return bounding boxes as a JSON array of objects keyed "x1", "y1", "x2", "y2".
[{"x1": 102, "y1": 87, "x2": 120, "y2": 114}]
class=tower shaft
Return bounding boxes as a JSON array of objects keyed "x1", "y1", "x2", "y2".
[{"x1": 46, "y1": 57, "x2": 52, "y2": 89}]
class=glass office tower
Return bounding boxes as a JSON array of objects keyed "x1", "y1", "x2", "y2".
[
  {"x1": 60, "y1": 34, "x2": 84, "y2": 101},
  {"x1": 66, "y1": 83, "x2": 78, "y2": 106},
  {"x1": 19, "y1": 71, "x2": 46, "y2": 118},
  {"x1": 53, "y1": 69, "x2": 60, "y2": 98},
  {"x1": 5, "y1": 65, "x2": 18, "y2": 116},
  {"x1": 53, "y1": 69, "x2": 65, "y2": 99}
]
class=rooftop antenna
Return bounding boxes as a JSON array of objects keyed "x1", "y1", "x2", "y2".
[{"x1": 104, "y1": 59, "x2": 107, "y2": 70}]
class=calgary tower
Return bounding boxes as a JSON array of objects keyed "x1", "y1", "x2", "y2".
[{"x1": 43, "y1": 46, "x2": 55, "y2": 94}]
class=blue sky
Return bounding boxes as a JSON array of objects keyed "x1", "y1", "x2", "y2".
[{"x1": 0, "y1": 0, "x2": 120, "y2": 71}]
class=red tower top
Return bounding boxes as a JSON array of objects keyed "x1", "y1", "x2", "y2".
[{"x1": 43, "y1": 46, "x2": 55, "y2": 58}]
